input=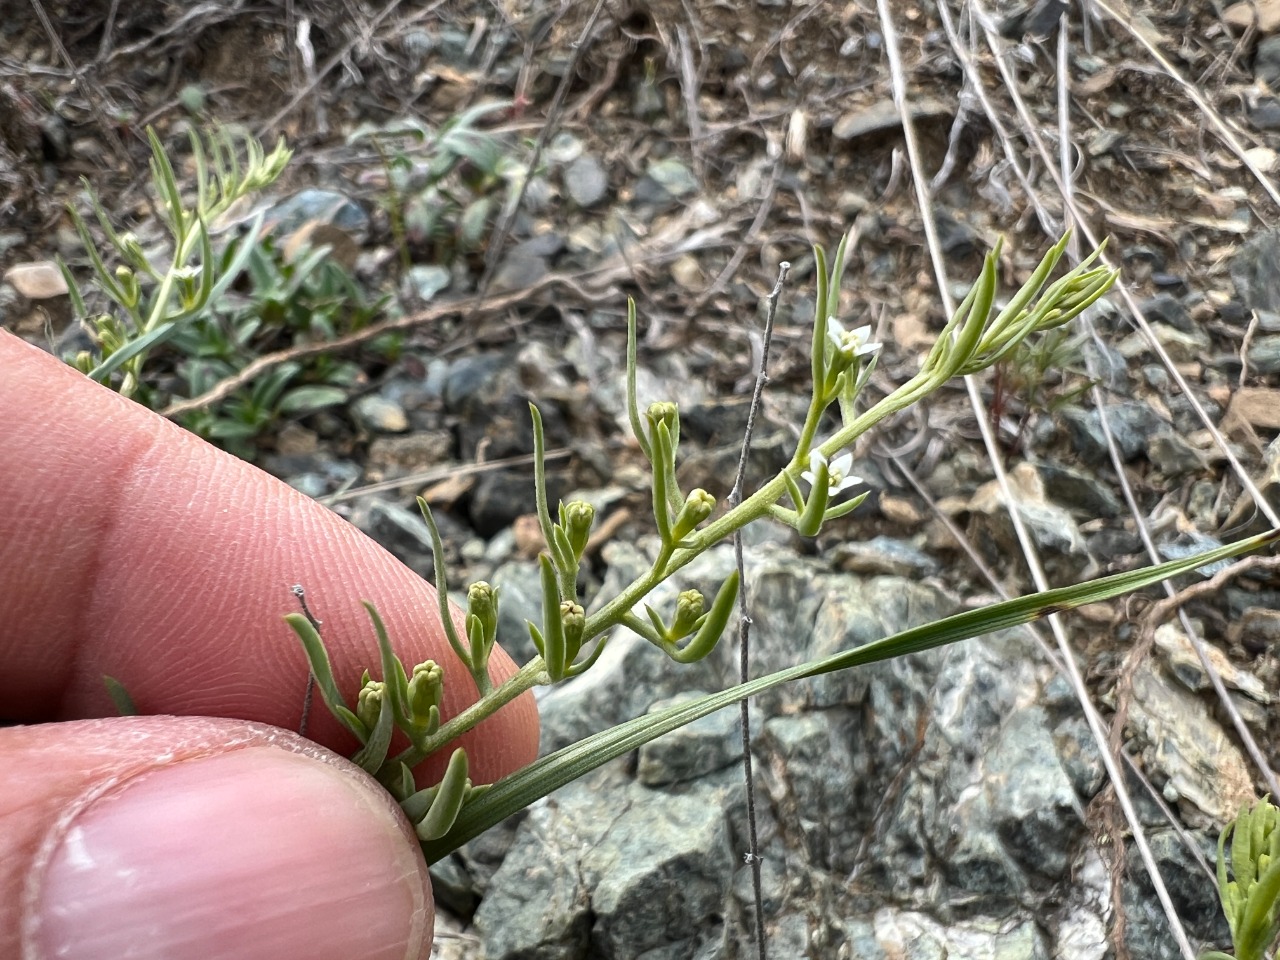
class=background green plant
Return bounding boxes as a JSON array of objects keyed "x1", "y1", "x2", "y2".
[
  {"x1": 1204, "y1": 798, "x2": 1280, "y2": 960},
  {"x1": 347, "y1": 103, "x2": 535, "y2": 276},
  {"x1": 60, "y1": 126, "x2": 393, "y2": 459}
]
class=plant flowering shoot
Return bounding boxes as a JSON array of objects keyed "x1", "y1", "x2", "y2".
[
  {"x1": 801, "y1": 450, "x2": 861, "y2": 496},
  {"x1": 826, "y1": 318, "x2": 881, "y2": 363}
]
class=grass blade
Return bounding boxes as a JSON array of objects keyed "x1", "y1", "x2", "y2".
[{"x1": 420, "y1": 528, "x2": 1279, "y2": 861}]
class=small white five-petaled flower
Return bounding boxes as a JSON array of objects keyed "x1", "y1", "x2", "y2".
[
  {"x1": 826, "y1": 317, "x2": 881, "y2": 361},
  {"x1": 801, "y1": 450, "x2": 861, "y2": 494}
]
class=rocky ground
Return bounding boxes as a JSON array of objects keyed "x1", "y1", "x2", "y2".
[{"x1": 5, "y1": 0, "x2": 1280, "y2": 958}]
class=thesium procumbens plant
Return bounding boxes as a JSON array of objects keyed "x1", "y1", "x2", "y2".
[{"x1": 275, "y1": 231, "x2": 1279, "y2": 859}]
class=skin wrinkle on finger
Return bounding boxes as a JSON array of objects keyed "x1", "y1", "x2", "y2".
[
  {"x1": 0, "y1": 332, "x2": 538, "y2": 786},
  {"x1": 3, "y1": 718, "x2": 431, "y2": 960}
]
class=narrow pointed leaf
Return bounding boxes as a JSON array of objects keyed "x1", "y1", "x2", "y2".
[
  {"x1": 102, "y1": 675, "x2": 138, "y2": 716},
  {"x1": 420, "y1": 529, "x2": 1279, "y2": 861}
]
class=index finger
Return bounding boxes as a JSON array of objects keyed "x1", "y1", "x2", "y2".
[{"x1": 0, "y1": 331, "x2": 538, "y2": 784}]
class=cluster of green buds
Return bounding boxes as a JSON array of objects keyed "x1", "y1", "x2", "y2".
[
  {"x1": 1204, "y1": 798, "x2": 1280, "y2": 960},
  {"x1": 284, "y1": 600, "x2": 487, "y2": 841}
]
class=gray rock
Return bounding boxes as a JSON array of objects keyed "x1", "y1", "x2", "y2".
[
  {"x1": 1250, "y1": 96, "x2": 1280, "y2": 131},
  {"x1": 799, "y1": 574, "x2": 953, "y2": 711},
  {"x1": 1157, "y1": 533, "x2": 1235, "y2": 578},
  {"x1": 1259, "y1": 35, "x2": 1280, "y2": 89},
  {"x1": 404, "y1": 263, "x2": 451, "y2": 301},
  {"x1": 266, "y1": 188, "x2": 369, "y2": 239},
  {"x1": 1146, "y1": 428, "x2": 1207, "y2": 477},
  {"x1": 760, "y1": 710, "x2": 869, "y2": 871},
  {"x1": 1123, "y1": 830, "x2": 1230, "y2": 960},
  {"x1": 1152, "y1": 622, "x2": 1270, "y2": 703},
  {"x1": 351, "y1": 394, "x2": 409, "y2": 433},
  {"x1": 972, "y1": 706, "x2": 1082, "y2": 880},
  {"x1": 1059, "y1": 400, "x2": 1167, "y2": 464},
  {"x1": 477, "y1": 767, "x2": 735, "y2": 960},
  {"x1": 1139, "y1": 292, "x2": 1192, "y2": 332},
  {"x1": 934, "y1": 209, "x2": 979, "y2": 257},
  {"x1": 1038, "y1": 461, "x2": 1124, "y2": 518},
  {"x1": 830, "y1": 535, "x2": 941, "y2": 577},
  {"x1": 637, "y1": 692, "x2": 743, "y2": 786},
  {"x1": 490, "y1": 560, "x2": 545, "y2": 670},
  {"x1": 1052, "y1": 714, "x2": 1106, "y2": 800},
  {"x1": 565, "y1": 154, "x2": 608, "y2": 208},
  {"x1": 1232, "y1": 228, "x2": 1280, "y2": 313},
  {"x1": 472, "y1": 795, "x2": 599, "y2": 960},
  {"x1": 584, "y1": 781, "x2": 734, "y2": 959},
  {"x1": 1125, "y1": 661, "x2": 1255, "y2": 827},
  {"x1": 490, "y1": 252, "x2": 548, "y2": 292},
  {"x1": 361, "y1": 499, "x2": 436, "y2": 572},
  {"x1": 637, "y1": 158, "x2": 698, "y2": 204},
  {"x1": 366, "y1": 430, "x2": 453, "y2": 472},
  {"x1": 967, "y1": 463, "x2": 1092, "y2": 580},
  {"x1": 468, "y1": 470, "x2": 542, "y2": 538},
  {"x1": 510, "y1": 233, "x2": 565, "y2": 260},
  {"x1": 869, "y1": 910, "x2": 1048, "y2": 960},
  {"x1": 443, "y1": 352, "x2": 508, "y2": 412},
  {"x1": 1000, "y1": 0, "x2": 1069, "y2": 38},
  {"x1": 832, "y1": 97, "x2": 951, "y2": 141},
  {"x1": 1247, "y1": 334, "x2": 1280, "y2": 374},
  {"x1": 546, "y1": 131, "x2": 584, "y2": 164}
]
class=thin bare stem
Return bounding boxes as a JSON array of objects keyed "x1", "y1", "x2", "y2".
[{"x1": 731, "y1": 260, "x2": 790, "y2": 960}]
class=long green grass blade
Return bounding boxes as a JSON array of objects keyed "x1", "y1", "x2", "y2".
[{"x1": 420, "y1": 528, "x2": 1279, "y2": 862}]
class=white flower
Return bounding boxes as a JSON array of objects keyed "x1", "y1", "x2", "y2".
[
  {"x1": 826, "y1": 317, "x2": 881, "y2": 361},
  {"x1": 800, "y1": 450, "x2": 861, "y2": 495}
]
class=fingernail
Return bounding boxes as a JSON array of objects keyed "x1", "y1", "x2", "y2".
[{"x1": 31, "y1": 746, "x2": 430, "y2": 960}]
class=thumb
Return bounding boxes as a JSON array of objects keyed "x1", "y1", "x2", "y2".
[{"x1": 4, "y1": 716, "x2": 432, "y2": 960}]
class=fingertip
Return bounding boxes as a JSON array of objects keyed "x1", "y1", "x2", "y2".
[
  {"x1": 5, "y1": 717, "x2": 433, "y2": 960},
  {"x1": 0, "y1": 332, "x2": 539, "y2": 785}
]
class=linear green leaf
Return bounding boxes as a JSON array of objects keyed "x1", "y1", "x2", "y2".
[{"x1": 420, "y1": 528, "x2": 1279, "y2": 862}]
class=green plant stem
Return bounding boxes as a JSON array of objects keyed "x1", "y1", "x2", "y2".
[
  {"x1": 418, "y1": 360, "x2": 945, "y2": 756},
  {"x1": 413, "y1": 244, "x2": 1118, "y2": 763},
  {"x1": 415, "y1": 655, "x2": 549, "y2": 757}
]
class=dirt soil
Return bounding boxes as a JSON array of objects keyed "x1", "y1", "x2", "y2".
[{"x1": 6, "y1": 0, "x2": 1280, "y2": 953}]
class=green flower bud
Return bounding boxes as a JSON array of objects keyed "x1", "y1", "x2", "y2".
[
  {"x1": 670, "y1": 488, "x2": 715, "y2": 542},
  {"x1": 562, "y1": 500, "x2": 596, "y2": 559},
  {"x1": 117, "y1": 232, "x2": 149, "y2": 272},
  {"x1": 406, "y1": 660, "x2": 444, "y2": 726},
  {"x1": 114, "y1": 265, "x2": 141, "y2": 309},
  {"x1": 668, "y1": 571, "x2": 739, "y2": 664},
  {"x1": 466, "y1": 581, "x2": 499, "y2": 673},
  {"x1": 560, "y1": 600, "x2": 586, "y2": 660},
  {"x1": 669, "y1": 589, "x2": 706, "y2": 640},
  {"x1": 173, "y1": 265, "x2": 202, "y2": 310},
  {"x1": 355, "y1": 679, "x2": 386, "y2": 732},
  {"x1": 468, "y1": 581, "x2": 497, "y2": 626},
  {"x1": 646, "y1": 401, "x2": 679, "y2": 434}
]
